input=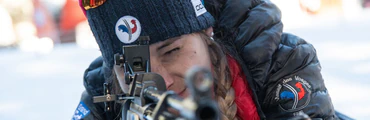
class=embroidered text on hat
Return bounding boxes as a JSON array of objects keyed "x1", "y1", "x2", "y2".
[{"x1": 191, "y1": 0, "x2": 207, "y2": 17}]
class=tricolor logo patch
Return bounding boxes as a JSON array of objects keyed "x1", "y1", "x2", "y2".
[
  {"x1": 275, "y1": 76, "x2": 312, "y2": 112},
  {"x1": 115, "y1": 16, "x2": 142, "y2": 44}
]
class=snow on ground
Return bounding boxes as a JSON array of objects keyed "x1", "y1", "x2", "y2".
[{"x1": 0, "y1": 44, "x2": 101, "y2": 120}]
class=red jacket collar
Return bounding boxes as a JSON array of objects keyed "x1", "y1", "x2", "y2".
[{"x1": 227, "y1": 55, "x2": 260, "y2": 120}]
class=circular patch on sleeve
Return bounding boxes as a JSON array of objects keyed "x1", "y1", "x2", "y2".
[
  {"x1": 275, "y1": 76, "x2": 312, "y2": 112},
  {"x1": 115, "y1": 16, "x2": 142, "y2": 44}
]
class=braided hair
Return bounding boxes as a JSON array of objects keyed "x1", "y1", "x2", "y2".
[{"x1": 200, "y1": 32, "x2": 238, "y2": 120}]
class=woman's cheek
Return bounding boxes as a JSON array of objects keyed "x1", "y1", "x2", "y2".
[
  {"x1": 164, "y1": 52, "x2": 187, "y2": 67},
  {"x1": 188, "y1": 50, "x2": 210, "y2": 69}
]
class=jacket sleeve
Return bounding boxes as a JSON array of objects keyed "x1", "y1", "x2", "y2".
[
  {"x1": 205, "y1": 0, "x2": 283, "y2": 91},
  {"x1": 205, "y1": 0, "x2": 337, "y2": 119},
  {"x1": 262, "y1": 33, "x2": 337, "y2": 119},
  {"x1": 72, "y1": 57, "x2": 108, "y2": 120},
  {"x1": 72, "y1": 91, "x2": 106, "y2": 120}
]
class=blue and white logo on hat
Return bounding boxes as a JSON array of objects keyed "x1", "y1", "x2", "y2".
[{"x1": 115, "y1": 16, "x2": 142, "y2": 44}]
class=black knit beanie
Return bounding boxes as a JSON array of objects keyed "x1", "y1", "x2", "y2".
[{"x1": 82, "y1": 0, "x2": 215, "y2": 72}]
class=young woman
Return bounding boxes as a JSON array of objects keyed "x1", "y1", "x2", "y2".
[{"x1": 73, "y1": 0, "x2": 337, "y2": 119}]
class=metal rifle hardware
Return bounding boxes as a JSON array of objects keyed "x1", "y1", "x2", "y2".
[{"x1": 93, "y1": 37, "x2": 219, "y2": 120}]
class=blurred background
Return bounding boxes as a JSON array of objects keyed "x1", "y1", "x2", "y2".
[{"x1": 0, "y1": 0, "x2": 369, "y2": 119}]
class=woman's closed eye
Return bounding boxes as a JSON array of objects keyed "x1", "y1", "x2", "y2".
[{"x1": 164, "y1": 47, "x2": 180, "y2": 55}]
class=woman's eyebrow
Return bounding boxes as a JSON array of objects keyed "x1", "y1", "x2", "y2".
[{"x1": 157, "y1": 36, "x2": 181, "y2": 51}]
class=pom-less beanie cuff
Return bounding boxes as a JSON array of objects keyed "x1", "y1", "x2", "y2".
[{"x1": 84, "y1": 0, "x2": 215, "y2": 69}]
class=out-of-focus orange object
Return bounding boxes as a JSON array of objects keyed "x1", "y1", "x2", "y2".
[
  {"x1": 300, "y1": 0, "x2": 343, "y2": 15},
  {"x1": 60, "y1": 0, "x2": 86, "y2": 32},
  {"x1": 81, "y1": 0, "x2": 107, "y2": 10}
]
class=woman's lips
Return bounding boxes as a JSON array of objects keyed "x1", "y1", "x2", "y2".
[{"x1": 177, "y1": 87, "x2": 188, "y2": 98}]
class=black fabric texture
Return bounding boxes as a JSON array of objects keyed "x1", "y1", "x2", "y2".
[{"x1": 205, "y1": 0, "x2": 337, "y2": 119}]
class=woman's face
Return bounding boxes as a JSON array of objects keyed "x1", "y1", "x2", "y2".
[
  {"x1": 114, "y1": 32, "x2": 212, "y2": 98},
  {"x1": 149, "y1": 33, "x2": 211, "y2": 98}
]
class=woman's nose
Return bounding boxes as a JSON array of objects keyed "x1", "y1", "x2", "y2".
[{"x1": 150, "y1": 60, "x2": 174, "y2": 89}]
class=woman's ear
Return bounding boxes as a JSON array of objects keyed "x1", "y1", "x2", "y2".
[
  {"x1": 205, "y1": 27, "x2": 214, "y2": 37},
  {"x1": 202, "y1": 27, "x2": 214, "y2": 46}
]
